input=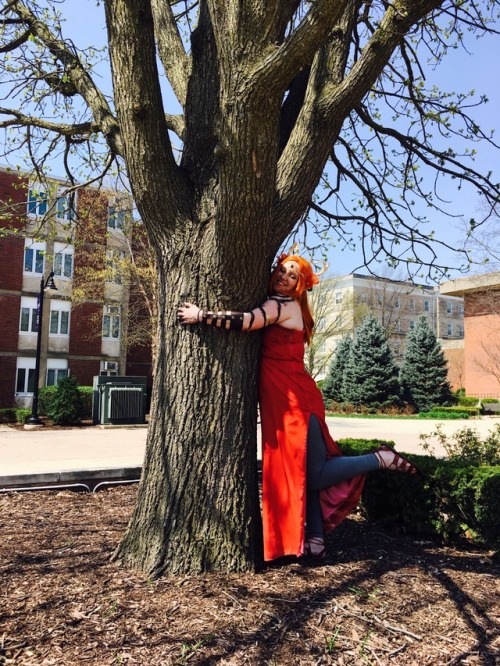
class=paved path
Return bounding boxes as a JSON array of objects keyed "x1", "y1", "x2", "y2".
[{"x1": 1, "y1": 416, "x2": 499, "y2": 489}]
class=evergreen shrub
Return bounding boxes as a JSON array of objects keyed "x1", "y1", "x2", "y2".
[
  {"x1": 338, "y1": 438, "x2": 500, "y2": 551},
  {"x1": 424, "y1": 406, "x2": 480, "y2": 417},
  {"x1": 46, "y1": 376, "x2": 85, "y2": 425},
  {"x1": 39, "y1": 385, "x2": 92, "y2": 420}
]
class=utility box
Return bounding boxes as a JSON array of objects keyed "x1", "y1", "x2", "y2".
[{"x1": 92, "y1": 376, "x2": 147, "y2": 425}]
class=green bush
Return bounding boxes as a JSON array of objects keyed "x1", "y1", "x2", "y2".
[
  {"x1": 481, "y1": 398, "x2": 499, "y2": 404},
  {"x1": 46, "y1": 376, "x2": 85, "y2": 425},
  {"x1": 78, "y1": 386, "x2": 93, "y2": 419},
  {"x1": 427, "y1": 405, "x2": 480, "y2": 416},
  {"x1": 38, "y1": 386, "x2": 58, "y2": 416},
  {"x1": 0, "y1": 407, "x2": 31, "y2": 423},
  {"x1": 457, "y1": 396, "x2": 481, "y2": 407},
  {"x1": 418, "y1": 410, "x2": 470, "y2": 419},
  {"x1": 39, "y1": 384, "x2": 92, "y2": 420},
  {"x1": 338, "y1": 437, "x2": 500, "y2": 551},
  {"x1": 419, "y1": 423, "x2": 500, "y2": 466}
]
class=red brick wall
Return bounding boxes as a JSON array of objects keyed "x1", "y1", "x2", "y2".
[
  {"x1": 0, "y1": 170, "x2": 28, "y2": 230},
  {"x1": 0, "y1": 293, "x2": 22, "y2": 352},
  {"x1": 0, "y1": 356, "x2": 17, "y2": 408},
  {"x1": 0, "y1": 235, "x2": 24, "y2": 291},
  {"x1": 69, "y1": 359, "x2": 101, "y2": 388},
  {"x1": 463, "y1": 290, "x2": 500, "y2": 397},
  {"x1": 69, "y1": 302, "x2": 102, "y2": 355},
  {"x1": 442, "y1": 347, "x2": 465, "y2": 392}
]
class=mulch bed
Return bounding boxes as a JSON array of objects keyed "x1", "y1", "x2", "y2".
[{"x1": 1, "y1": 486, "x2": 499, "y2": 666}]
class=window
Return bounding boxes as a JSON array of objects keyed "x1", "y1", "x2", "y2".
[
  {"x1": 27, "y1": 186, "x2": 48, "y2": 217},
  {"x1": 447, "y1": 323, "x2": 453, "y2": 336},
  {"x1": 53, "y1": 242, "x2": 74, "y2": 279},
  {"x1": 56, "y1": 192, "x2": 76, "y2": 222},
  {"x1": 49, "y1": 302, "x2": 71, "y2": 336},
  {"x1": 447, "y1": 301, "x2": 453, "y2": 314},
  {"x1": 335, "y1": 291, "x2": 342, "y2": 305},
  {"x1": 458, "y1": 303, "x2": 464, "y2": 315},
  {"x1": 409, "y1": 320, "x2": 415, "y2": 330},
  {"x1": 458, "y1": 324, "x2": 464, "y2": 336},
  {"x1": 106, "y1": 248, "x2": 125, "y2": 284},
  {"x1": 19, "y1": 297, "x2": 39, "y2": 333},
  {"x1": 16, "y1": 358, "x2": 36, "y2": 394},
  {"x1": 424, "y1": 300, "x2": 430, "y2": 312},
  {"x1": 24, "y1": 239, "x2": 46, "y2": 274},
  {"x1": 46, "y1": 360, "x2": 69, "y2": 386},
  {"x1": 108, "y1": 200, "x2": 127, "y2": 230},
  {"x1": 103, "y1": 305, "x2": 121, "y2": 339},
  {"x1": 409, "y1": 298, "x2": 415, "y2": 310},
  {"x1": 394, "y1": 297, "x2": 400, "y2": 309}
]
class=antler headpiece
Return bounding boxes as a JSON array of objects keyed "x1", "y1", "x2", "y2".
[{"x1": 275, "y1": 243, "x2": 329, "y2": 292}]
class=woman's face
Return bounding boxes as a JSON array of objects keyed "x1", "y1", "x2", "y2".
[{"x1": 273, "y1": 261, "x2": 299, "y2": 296}]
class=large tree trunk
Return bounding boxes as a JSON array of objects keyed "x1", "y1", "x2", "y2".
[
  {"x1": 108, "y1": 0, "x2": 283, "y2": 574},
  {"x1": 113, "y1": 254, "x2": 264, "y2": 575}
]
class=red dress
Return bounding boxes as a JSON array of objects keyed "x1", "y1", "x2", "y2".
[{"x1": 259, "y1": 325, "x2": 365, "y2": 561}]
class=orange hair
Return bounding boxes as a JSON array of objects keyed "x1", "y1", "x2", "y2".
[{"x1": 269, "y1": 254, "x2": 320, "y2": 344}]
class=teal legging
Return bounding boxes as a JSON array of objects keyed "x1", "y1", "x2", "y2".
[{"x1": 306, "y1": 415, "x2": 380, "y2": 538}]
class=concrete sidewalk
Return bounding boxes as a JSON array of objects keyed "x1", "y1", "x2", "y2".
[{"x1": 1, "y1": 416, "x2": 499, "y2": 490}]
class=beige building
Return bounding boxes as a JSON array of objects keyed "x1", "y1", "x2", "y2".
[{"x1": 309, "y1": 273, "x2": 464, "y2": 380}]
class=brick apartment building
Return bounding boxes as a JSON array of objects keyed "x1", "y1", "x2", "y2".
[
  {"x1": 441, "y1": 272, "x2": 500, "y2": 397},
  {"x1": 0, "y1": 167, "x2": 152, "y2": 409}
]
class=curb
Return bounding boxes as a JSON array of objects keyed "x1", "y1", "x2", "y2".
[{"x1": 0, "y1": 466, "x2": 142, "y2": 493}]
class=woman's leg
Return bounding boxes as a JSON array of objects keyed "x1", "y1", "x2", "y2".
[
  {"x1": 304, "y1": 415, "x2": 379, "y2": 555},
  {"x1": 306, "y1": 415, "x2": 379, "y2": 492}
]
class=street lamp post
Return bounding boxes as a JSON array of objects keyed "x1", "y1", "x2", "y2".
[{"x1": 25, "y1": 271, "x2": 58, "y2": 427}]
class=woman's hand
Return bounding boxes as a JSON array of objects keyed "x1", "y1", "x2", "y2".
[{"x1": 177, "y1": 302, "x2": 202, "y2": 325}]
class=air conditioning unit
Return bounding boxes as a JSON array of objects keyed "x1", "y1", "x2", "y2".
[{"x1": 100, "y1": 361, "x2": 119, "y2": 376}]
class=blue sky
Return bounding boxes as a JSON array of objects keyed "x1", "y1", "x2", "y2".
[{"x1": 37, "y1": 2, "x2": 500, "y2": 281}]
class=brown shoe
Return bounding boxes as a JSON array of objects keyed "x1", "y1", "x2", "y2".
[{"x1": 375, "y1": 444, "x2": 419, "y2": 475}]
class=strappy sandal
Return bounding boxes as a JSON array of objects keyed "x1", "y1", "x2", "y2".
[
  {"x1": 303, "y1": 536, "x2": 326, "y2": 559},
  {"x1": 374, "y1": 444, "x2": 419, "y2": 475}
]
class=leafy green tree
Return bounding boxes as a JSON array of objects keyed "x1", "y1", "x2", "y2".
[
  {"x1": 322, "y1": 335, "x2": 352, "y2": 403},
  {"x1": 400, "y1": 315, "x2": 453, "y2": 411},
  {"x1": 1, "y1": 0, "x2": 499, "y2": 576},
  {"x1": 342, "y1": 315, "x2": 400, "y2": 407}
]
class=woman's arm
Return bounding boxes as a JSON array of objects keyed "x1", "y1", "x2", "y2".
[{"x1": 177, "y1": 299, "x2": 286, "y2": 331}]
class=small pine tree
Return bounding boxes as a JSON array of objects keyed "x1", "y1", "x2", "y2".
[
  {"x1": 322, "y1": 335, "x2": 352, "y2": 403},
  {"x1": 46, "y1": 376, "x2": 85, "y2": 425},
  {"x1": 400, "y1": 315, "x2": 453, "y2": 412},
  {"x1": 342, "y1": 314, "x2": 400, "y2": 407}
]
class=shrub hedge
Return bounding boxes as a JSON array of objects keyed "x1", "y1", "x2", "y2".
[
  {"x1": 339, "y1": 437, "x2": 500, "y2": 552},
  {"x1": 428, "y1": 405, "x2": 480, "y2": 417},
  {"x1": 0, "y1": 407, "x2": 31, "y2": 424},
  {"x1": 418, "y1": 410, "x2": 470, "y2": 419},
  {"x1": 38, "y1": 385, "x2": 93, "y2": 420}
]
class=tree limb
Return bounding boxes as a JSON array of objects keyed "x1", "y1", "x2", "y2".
[
  {"x1": 9, "y1": 1, "x2": 123, "y2": 156},
  {"x1": 0, "y1": 106, "x2": 94, "y2": 136},
  {"x1": 151, "y1": 0, "x2": 191, "y2": 110}
]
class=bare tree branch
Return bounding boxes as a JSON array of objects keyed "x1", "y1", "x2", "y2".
[{"x1": 151, "y1": 0, "x2": 191, "y2": 110}]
